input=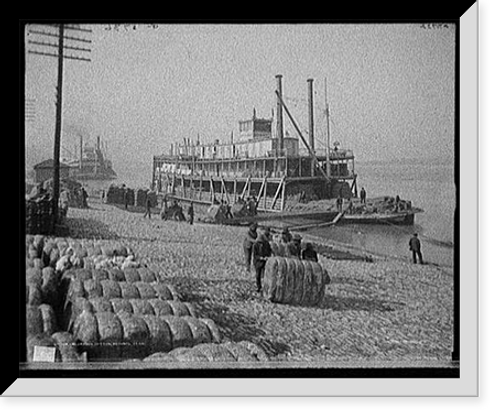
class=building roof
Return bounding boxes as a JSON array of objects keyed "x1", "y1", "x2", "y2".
[{"x1": 33, "y1": 159, "x2": 70, "y2": 169}]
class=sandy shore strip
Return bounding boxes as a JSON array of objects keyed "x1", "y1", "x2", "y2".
[{"x1": 61, "y1": 200, "x2": 454, "y2": 365}]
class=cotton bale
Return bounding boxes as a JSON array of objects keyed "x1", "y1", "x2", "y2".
[
  {"x1": 26, "y1": 305, "x2": 44, "y2": 335},
  {"x1": 118, "y1": 282, "x2": 140, "y2": 299},
  {"x1": 135, "y1": 282, "x2": 157, "y2": 299},
  {"x1": 123, "y1": 267, "x2": 141, "y2": 283},
  {"x1": 167, "y1": 300, "x2": 191, "y2": 317},
  {"x1": 92, "y1": 268, "x2": 109, "y2": 281},
  {"x1": 137, "y1": 267, "x2": 157, "y2": 283},
  {"x1": 198, "y1": 318, "x2": 222, "y2": 343},
  {"x1": 160, "y1": 315, "x2": 194, "y2": 349},
  {"x1": 194, "y1": 343, "x2": 237, "y2": 363},
  {"x1": 83, "y1": 279, "x2": 103, "y2": 299},
  {"x1": 100, "y1": 280, "x2": 122, "y2": 299},
  {"x1": 115, "y1": 312, "x2": 149, "y2": 359},
  {"x1": 38, "y1": 303, "x2": 58, "y2": 335},
  {"x1": 107, "y1": 267, "x2": 125, "y2": 282},
  {"x1": 168, "y1": 347, "x2": 210, "y2": 363},
  {"x1": 94, "y1": 311, "x2": 124, "y2": 360},
  {"x1": 128, "y1": 299, "x2": 155, "y2": 315},
  {"x1": 26, "y1": 283, "x2": 43, "y2": 306},
  {"x1": 148, "y1": 299, "x2": 174, "y2": 316},
  {"x1": 51, "y1": 331, "x2": 84, "y2": 363},
  {"x1": 109, "y1": 298, "x2": 134, "y2": 314},
  {"x1": 141, "y1": 315, "x2": 173, "y2": 353},
  {"x1": 150, "y1": 283, "x2": 174, "y2": 300},
  {"x1": 182, "y1": 317, "x2": 212, "y2": 346}
]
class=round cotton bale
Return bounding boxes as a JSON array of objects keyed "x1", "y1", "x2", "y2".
[
  {"x1": 25, "y1": 257, "x2": 34, "y2": 269},
  {"x1": 100, "y1": 280, "x2": 122, "y2": 299},
  {"x1": 27, "y1": 245, "x2": 38, "y2": 260},
  {"x1": 33, "y1": 234, "x2": 45, "y2": 257},
  {"x1": 167, "y1": 300, "x2": 191, "y2": 317},
  {"x1": 26, "y1": 333, "x2": 57, "y2": 362},
  {"x1": 101, "y1": 245, "x2": 115, "y2": 258},
  {"x1": 198, "y1": 318, "x2": 222, "y2": 343},
  {"x1": 49, "y1": 248, "x2": 60, "y2": 268},
  {"x1": 73, "y1": 310, "x2": 99, "y2": 353},
  {"x1": 83, "y1": 279, "x2": 103, "y2": 299},
  {"x1": 83, "y1": 257, "x2": 95, "y2": 270},
  {"x1": 94, "y1": 311, "x2": 124, "y2": 360},
  {"x1": 183, "y1": 302, "x2": 197, "y2": 317},
  {"x1": 26, "y1": 283, "x2": 43, "y2": 306},
  {"x1": 222, "y1": 342, "x2": 259, "y2": 363},
  {"x1": 114, "y1": 244, "x2": 129, "y2": 257},
  {"x1": 26, "y1": 305, "x2": 44, "y2": 335},
  {"x1": 123, "y1": 267, "x2": 141, "y2": 283},
  {"x1": 135, "y1": 282, "x2": 157, "y2": 299},
  {"x1": 65, "y1": 297, "x2": 94, "y2": 332},
  {"x1": 118, "y1": 282, "x2": 140, "y2": 299},
  {"x1": 282, "y1": 258, "x2": 297, "y2": 304},
  {"x1": 194, "y1": 343, "x2": 237, "y2": 363},
  {"x1": 182, "y1": 317, "x2": 212, "y2": 346},
  {"x1": 65, "y1": 277, "x2": 86, "y2": 303},
  {"x1": 38, "y1": 304, "x2": 58, "y2": 335},
  {"x1": 137, "y1": 267, "x2": 157, "y2": 283},
  {"x1": 143, "y1": 352, "x2": 177, "y2": 362},
  {"x1": 51, "y1": 331, "x2": 84, "y2": 363},
  {"x1": 164, "y1": 283, "x2": 181, "y2": 301},
  {"x1": 141, "y1": 315, "x2": 172, "y2": 353},
  {"x1": 92, "y1": 268, "x2": 109, "y2": 282},
  {"x1": 32, "y1": 258, "x2": 44, "y2": 270},
  {"x1": 169, "y1": 347, "x2": 210, "y2": 363},
  {"x1": 150, "y1": 283, "x2": 174, "y2": 300},
  {"x1": 115, "y1": 312, "x2": 149, "y2": 359},
  {"x1": 239, "y1": 341, "x2": 269, "y2": 362},
  {"x1": 128, "y1": 299, "x2": 155, "y2": 315},
  {"x1": 147, "y1": 299, "x2": 173, "y2": 316},
  {"x1": 160, "y1": 315, "x2": 194, "y2": 349},
  {"x1": 262, "y1": 257, "x2": 280, "y2": 302},
  {"x1": 89, "y1": 245, "x2": 102, "y2": 256},
  {"x1": 109, "y1": 298, "x2": 134, "y2": 314},
  {"x1": 41, "y1": 267, "x2": 59, "y2": 307},
  {"x1": 42, "y1": 241, "x2": 56, "y2": 266},
  {"x1": 291, "y1": 257, "x2": 305, "y2": 305},
  {"x1": 26, "y1": 267, "x2": 42, "y2": 287},
  {"x1": 107, "y1": 267, "x2": 125, "y2": 282},
  {"x1": 88, "y1": 297, "x2": 114, "y2": 313},
  {"x1": 66, "y1": 268, "x2": 93, "y2": 282}
]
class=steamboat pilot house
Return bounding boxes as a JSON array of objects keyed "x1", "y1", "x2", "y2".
[{"x1": 152, "y1": 76, "x2": 357, "y2": 212}]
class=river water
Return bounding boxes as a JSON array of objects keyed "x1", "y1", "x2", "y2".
[
  {"x1": 81, "y1": 158, "x2": 456, "y2": 268},
  {"x1": 308, "y1": 160, "x2": 456, "y2": 267}
]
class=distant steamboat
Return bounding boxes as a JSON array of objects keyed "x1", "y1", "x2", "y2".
[
  {"x1": 152, "y1": 75, "x2": 421, "y2": 225},
  {"x1": 63, "y1": 136, "x2": 117, "y2": 181}
]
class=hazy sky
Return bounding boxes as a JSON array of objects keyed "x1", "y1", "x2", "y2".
[{"x1": 24, "y1": 23, "x2": 455, "y2": 173}]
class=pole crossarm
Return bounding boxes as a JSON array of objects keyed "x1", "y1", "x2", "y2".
[
  {"x1": 28, "y1": 50, "x2": 91, "y2": 62},
  {"x1": 28, "y1": 29, "x2": 92, "y2": 44},
  {"x1": 28, "y1": 40, "x2": 92, "y2": 53}
]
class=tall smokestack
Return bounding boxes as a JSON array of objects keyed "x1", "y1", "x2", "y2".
[
  {"x1": 276, "y1": 74, "x2": 284, "y2": 152},
  {"x1": 307, "y1": 78, "x2": 315, "y2": 152},
  {"x1": 79, "y1": 134, "x2": 83, "y2": 170}
]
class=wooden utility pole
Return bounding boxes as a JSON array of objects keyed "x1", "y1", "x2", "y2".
[
  {"x1": 27, "y1": 23, "x2": 91, "y2": 230},
  {"x1": 52, "y1": 24, "x2": 64, "y2": 225}
]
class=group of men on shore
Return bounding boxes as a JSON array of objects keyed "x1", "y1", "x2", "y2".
[{"x1": 243, "y1": 223, "x2": 319, "y2": 293}]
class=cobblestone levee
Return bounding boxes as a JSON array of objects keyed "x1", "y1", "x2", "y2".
[{"x1": 65, "y1": 201, "x2": 454, "y2": 366}]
